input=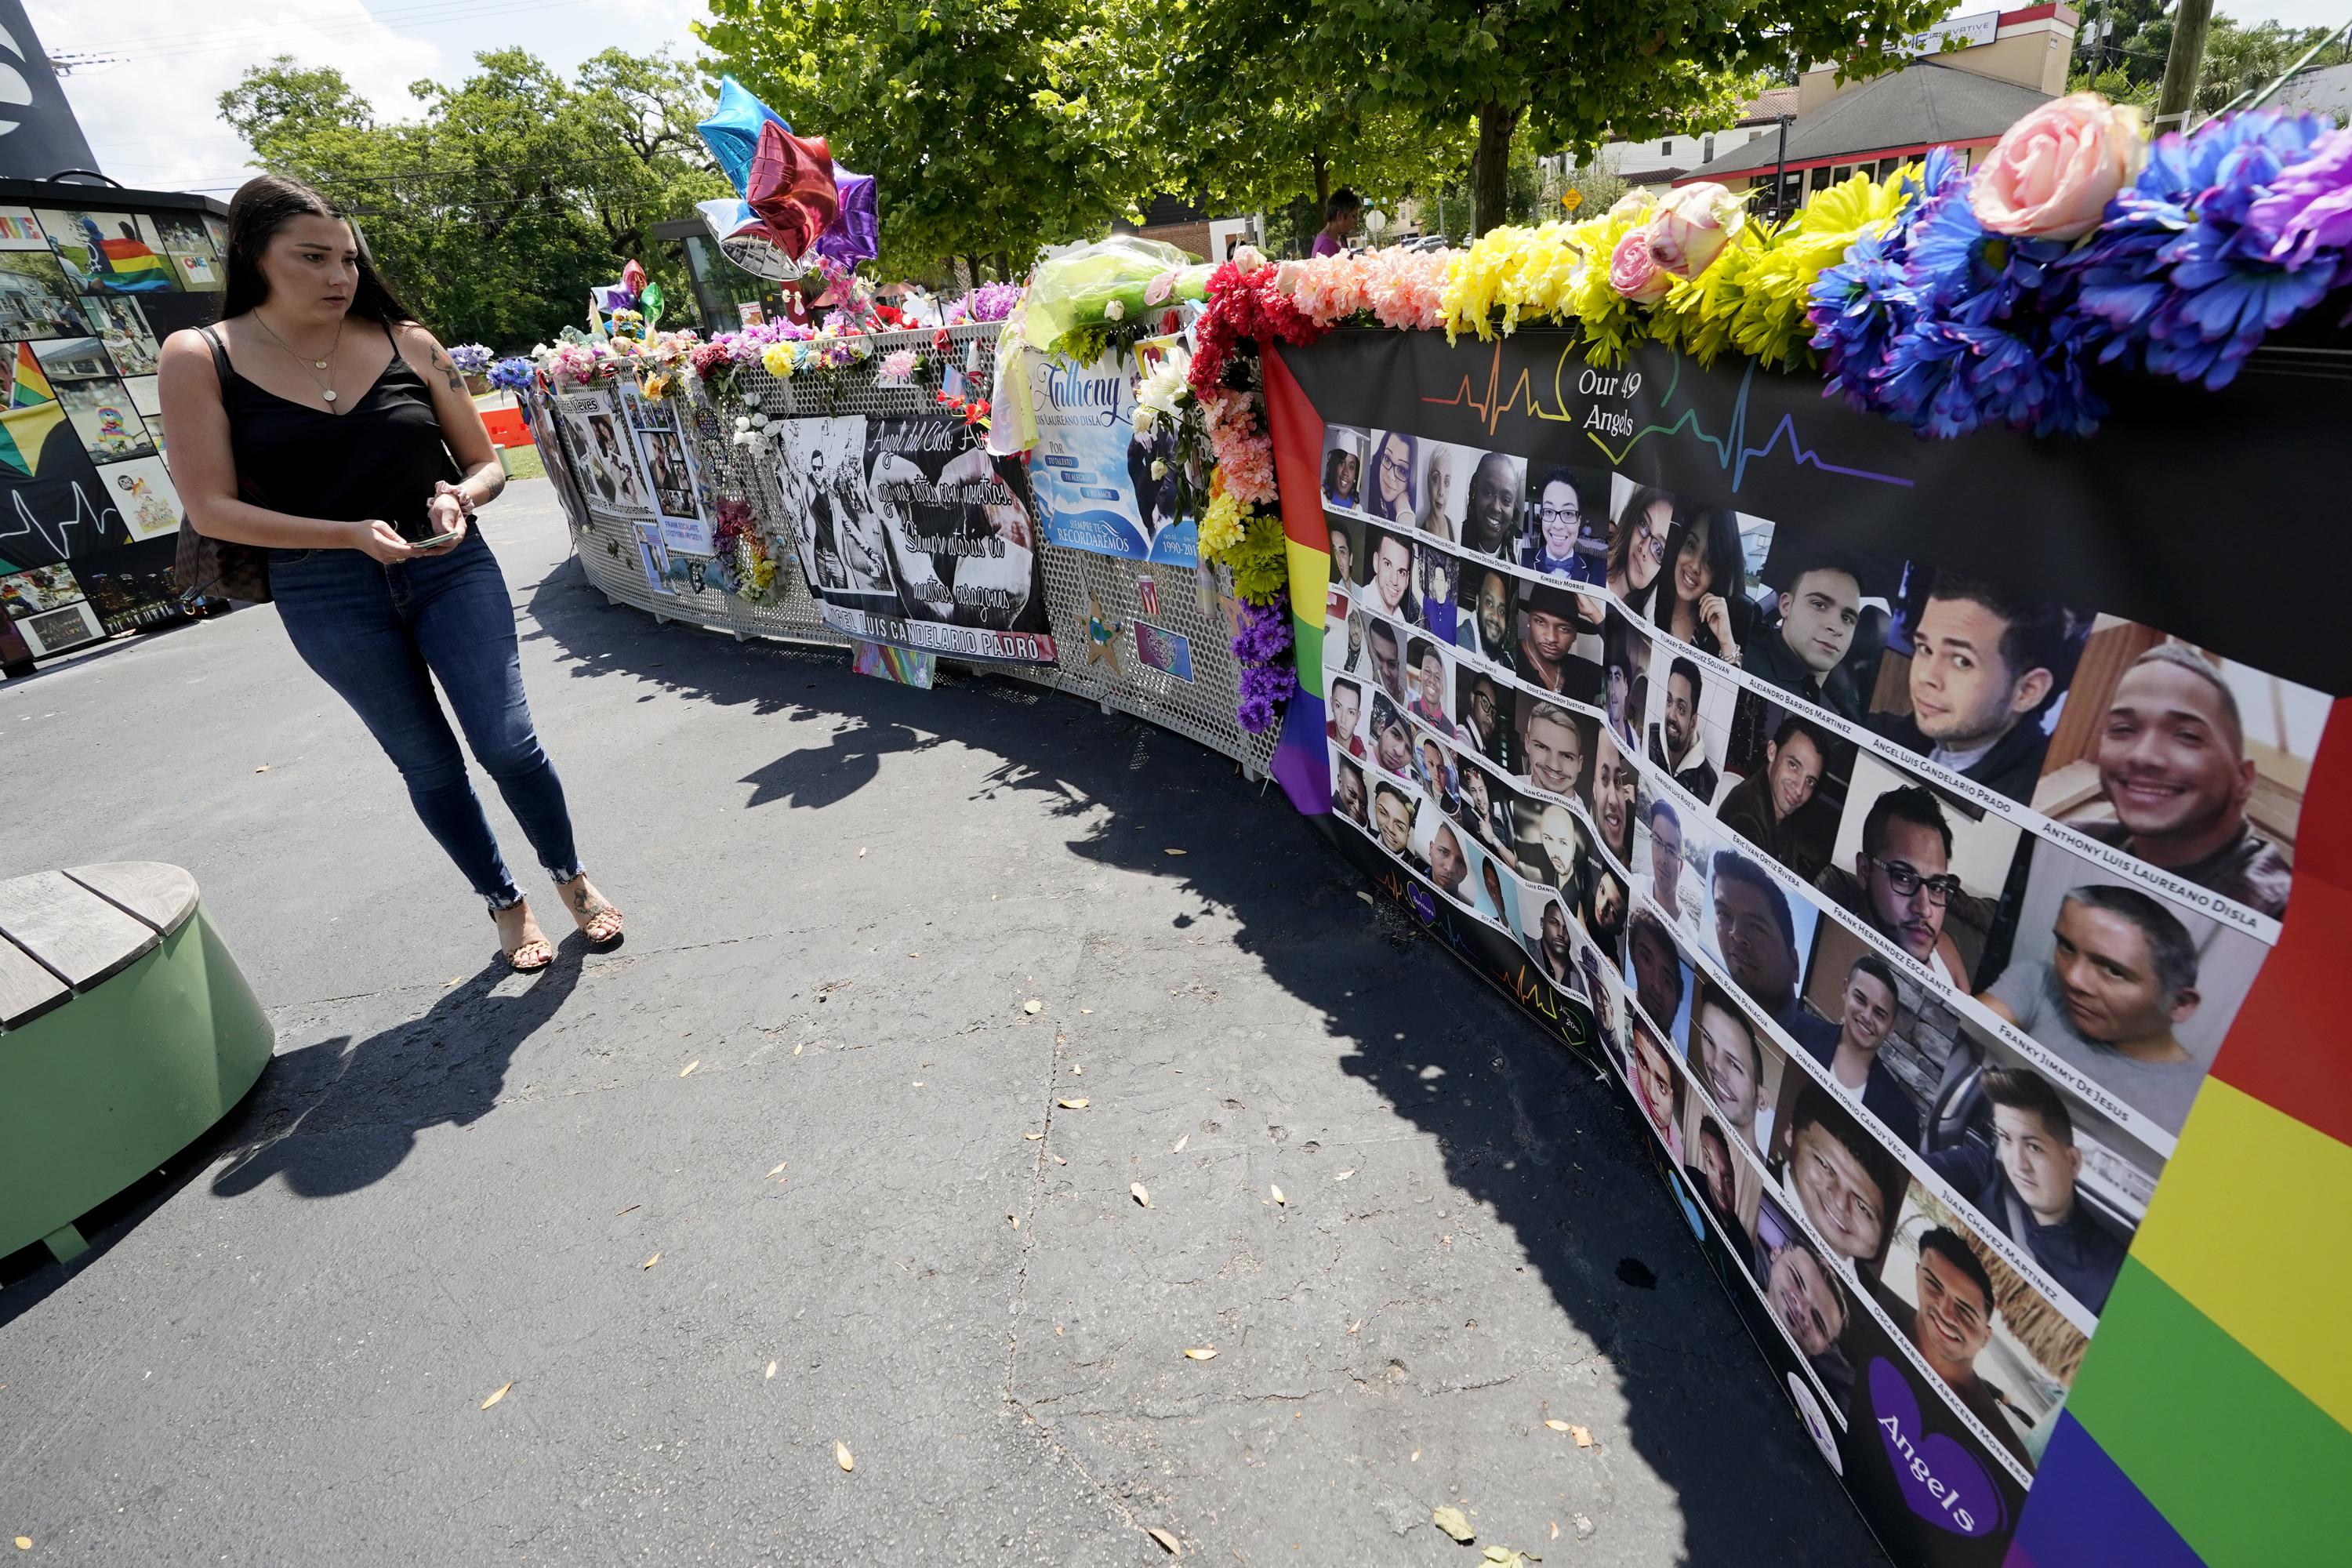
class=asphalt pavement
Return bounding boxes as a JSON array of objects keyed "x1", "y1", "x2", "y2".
[{"x1": 0, "y1": 480, "x2": 1884, "y2": 1566}]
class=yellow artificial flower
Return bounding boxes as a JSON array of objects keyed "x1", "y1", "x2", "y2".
[
  {"x1": 1198, "y1": 488, "x2": 1247, "y2": 559},
  {"x1": 760, "y1": 341, "x2": 797, "y2": 379}
]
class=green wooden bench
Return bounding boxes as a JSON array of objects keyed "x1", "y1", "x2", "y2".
[{"x1": 0, "y1": 863, "x2": 274, "y2": 1264}]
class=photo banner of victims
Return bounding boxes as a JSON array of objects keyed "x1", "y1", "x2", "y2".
[
  {"x1": 1262, "y1": 327, "x2": 2350, "y2": 1568},
  {"x1": 1025, "y1": 343, "x2": 1200, "y2": 568},
  {"x1": 770, "y1": 413, "x2": 1055, "y2": 664}
]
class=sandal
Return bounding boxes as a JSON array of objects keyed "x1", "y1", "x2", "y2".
[
  {"x1": 559, "y1": 877, "x2": 626, "y2": 950},
  {"x1": 494, "y1": 908, "x2": 555, "y2": 972}
]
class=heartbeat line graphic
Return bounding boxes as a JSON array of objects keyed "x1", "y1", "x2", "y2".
[
  {"x1": 0, "y1": 480, "x2": 125, "y2": 564},
  {"x1": 1421, "y1": 343, "x2": 1912, "y2": 492}
]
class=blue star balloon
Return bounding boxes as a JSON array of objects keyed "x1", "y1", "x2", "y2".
[{"x1": 697, "y1": 76, "x2": 789, "y2": 198}]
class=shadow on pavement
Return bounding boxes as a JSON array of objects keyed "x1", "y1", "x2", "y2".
[
  {"x1": 512, "y1": 555, "x2": 1884, "y2": 1563},
  {"x1": 208, "y1": 947, "x2": 584, "y2": 1203}
]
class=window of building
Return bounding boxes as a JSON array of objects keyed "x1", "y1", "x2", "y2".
[
  {"x1": 1661, "y1": 138, "x2": 1674, "y2": 156},
  {"x1": 1703, "y1": 133, "x2": 1715, "y2": 162}
]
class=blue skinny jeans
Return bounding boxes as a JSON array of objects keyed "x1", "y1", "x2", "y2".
[{"x1": 270, "y1": 530, "x2": 583, "y2": 911}]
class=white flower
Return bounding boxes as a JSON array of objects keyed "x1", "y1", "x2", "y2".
[
  {"x1": 1131, "y1": 405, "x2": 1158, "y2": 437},
  {"x1": 1104, "y1": 298, "x2": 1126, "y2": 321},
  {"x1": 1149, "y1": 459, "x2": 1167, "y2": 480},
  {"x1": 735, "y1": 416, "x2": 752, "y2": 432},
  {"x1": 1232, "y1": 244, "x2": 1267, "y2": 274},
  {"x1": 749, "y1": 412, "x2": 768, "y2": 428}
]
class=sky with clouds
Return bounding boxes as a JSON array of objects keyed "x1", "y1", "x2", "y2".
[
  {"x1": 31, "y1": 0, "x2": 710, "y2": 197},
  {"x1": 27, "y1": 0, "x2": 2347, "y2": 200}
]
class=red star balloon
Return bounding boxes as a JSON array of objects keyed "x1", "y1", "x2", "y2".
[{"x1": 746, "y1": 121, "x2": 841, "y2": 262}]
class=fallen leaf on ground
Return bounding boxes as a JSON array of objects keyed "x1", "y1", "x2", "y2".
[
  {"x1": 765, "y1": 1361, "x2": 778, "y2": 1379},
  {"x1": 253, "y1": 764, "x2": 270, "y2": 773},
  {"x1": 1410, "y1": 1449, "x2": 1421, "y2": 1461},
  {"x1": 1572, "y1": 1513, "x2": 1593, "y2": 1536},
  {"x1": 1346, "y1": 1319, "x2": 1363, "y2": 1334},
  {"x1": 615, "y1": 1204, "x2": 638, "y2": 1216},
  {"x1": 835, "y1": 1441, "x2": 855, "y2": 1472},
  {"x1": 1355, "y1": 891, "x2": 1374, "y2": 906},
  {"x1": 1008, "y1": 1214, "x2": 1020, "y2": 1228},
  {"x1": 1024, "y1": 1131, "x2": 1044, "y2": 1141},
  {"x1": 1544, "y1": 1419, "x2": 1570, "y2": 1432},
  {"x1": 1058, "y1": 1098, "x2": 1088, "y2": 1109},
  {"x1": 906, "y1": 952, "x2": 920, "y2": 958},
  {"x1": 1570, "y1": 1425, "x2": 1593, "y2": 1447},
  {"x1": 1051, "y1": 1154, "x2": 1066, "y2": 1165},
  {"x1": 1171, "y1": 1133, "x2": 1189, "y2": 1153},
  {"x1": 1335, "y1": 1169, "x2": 1356, "y2": 1181},
  {"x1": 641, "y1": 1253, "x2": 660, "y2": 1270},
  {"x1": 1550, "y1": 1522, "x2": 1559, "y2": 1541},
  {"x1": 1080, "y1": 1007, "x2": 1094, "y2": 1014},
  {"x1": 1131, "y1": 1183, "x2": 1151, "y2": 1207},
  {"x1": 1022, "y1": 999, "x2": 1044, "y2": 1014},
  {"x1": 856, "y1": 848, "x2": 866, "y2": 858},
  {"x1": 1182, "y1": 1346, "x2": 1217, "y2": 1360},
  {"x1": 1146, "y1": 1525, "x2": 1181, "y2": 1555},
  {"x1": 768, "y1": 1163, "x2": 786, "y2": 1177},
  {"x1": 1270, "y1": 1184, "x2": 1287, "y2": 1206},
  {"x1": 1071, "y1": 1064, "x2": 1082, "y2": 1075},
  {"x1": 15, "y1": 1537, "x2": 31, "y2": 1551},
  {"x1": 1163, "y1": 848, "x2": 1186, "y2": 855},
  {"x1": 793, "y1": 1044, "x2": 804, "y2": 1055},
  {"x1": 680, "y1": 1061, "x2": 699, "y2": 1077},
  {"x1": 480, "y1": 1383, "x2": 512, "y2": 1410},
  {"x1": 445, "y1": 977, "x2": 461, "y2": 989},
  {"x1": 1431, "y1": 1505, "x2": 1475, "y2": 1543},
  {"x1": 911, "y1": 1081, "x2": 924, "y2": 1087},
  {"x1": 1479, "y1": 1548, "x2": 1536, "y2": 1566}
]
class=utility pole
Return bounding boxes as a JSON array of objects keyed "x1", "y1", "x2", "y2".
[
  {"x1": 1770, "y1": 114, "x2": 1794, "y2": 223},
  {"x1": 2155, "y1": 0, "x2": 2214, "y2": 132}
]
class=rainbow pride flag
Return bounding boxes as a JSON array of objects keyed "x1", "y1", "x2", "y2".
[
  {"x1": 1261, "y1": 346, "x2": 1337, "y2": 817},
  {"x1": 0, "y1": 343, "x2": 63, "y2": 477},
  {"x1": 96, "y1": 234, "x2": 177, "y2": 292}
]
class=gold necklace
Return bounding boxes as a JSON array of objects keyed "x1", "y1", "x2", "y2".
[{"x1": 252, "y1": 310, "x2": 347, "y2": 405}]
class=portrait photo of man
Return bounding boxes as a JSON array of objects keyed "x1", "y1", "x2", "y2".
[
  {"x1": 1647, "y1": 654, "x2": 1721, "y2": 803},
  {"x1": 1708, "y1": 849, "x2": 1838, "y2": 1054},
  {"x1": 1925, "y1": 1065, "x2": 2127, "y2": 1314},
  {"x1": 1592, "y1": 730, "x2": 1641, "y2": 869},
  {"x1": 1514, "y1": 582, "x2": 1602, "y2": 704},
  {"x1": 2040, "y1": 639, "x2": 2296, "y2": 919},
  {"x1": 1801, "y1": 953, "x2": 1922, "y2": 1150},
  {"x1": 1460, "y1": 450, "x2": 1525, "y2": 558},
  {"x1": 1332, "y1": 754, "x2": 1370, "y2": 830},
  {"x1": 1516, "y1": 698, "x2": 1593, "y2": 805},
  {"x1": 1584, "y1": 864, "x2": 1628, "y2": 965},
  {"x1": 1369, "y1": 694, "x2": 1415, "y2": 781},
  {"x1": 1683, "y1": 1112, "x2": 1758, "y2": 1265},
  {"x1": 1867, "y1": 1225, "x2": 2035, "y2": 1472},
  {"x1": 1456, "y1": 668, "x2": 1511, "y2": 769},
  {"x1": 1427, "y1": 821, "x2": 1472, "y2": 903},
  {"x1": 1625, "y1": 906, "x2": 1689, "y2": 1037},
  {"x1": 1327, "y1": 675, "x2": 1366, "y2": 759},
  {"x1": 1366, "y1": 619, "x2": 1406, "y2": 705},
  {"x1": 1631, "y1": 1019, "x2": 1685, "y2": 1163},
  {"x1": 1406, "y1": 635, "x2": 1457, "y2": 735},
  {"x1": 1719, "y1": 706, "x2": 1845, "y2": 884},
  {"x1": 1371, "y1": 782, "x2": 1428, "y2": 875},
  {"x1": 1747, "y1": 544, "x2": 1876, "y2": 721},
  {"x1": 1640, "y1": 797, "x2": 1707, "y2": 938},
  {"x1": 1771, "y1": 1080, "x2": 1906, "y2": 1278},
  {"x1": 1363, "y1": 527, "x2": 1421, "y2": 624},
  {"x1": 1815, "y1": 764, "x2": 2011, "y2": 990},
  {"x1": 1514, "y1": 798, "x2": 1591, "y2": 895},
  {"x1": 1690, "y1": 979, "x2": 1778, "y2": 1161},
  {"x1": 1874, "y1": 571, "x2": 2081, "y2": 804},
  {"x1": 1755, "y1": 1193, "x2": 1855, "y2": 1417},
  {"x1": 1454, "y1": 565, "x2": 1515, "y2": 663},
  {"x1": 1526, "y1": 893, "x2": 1579, "y2": 988},
  {"x1": 1979, "y1": 869, "x2": 2228, "y2": 1137}
]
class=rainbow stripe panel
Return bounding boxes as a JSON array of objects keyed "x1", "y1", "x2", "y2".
[{"x1": 2009, "y1": 702, "x2": 2352, "y2": 1566}]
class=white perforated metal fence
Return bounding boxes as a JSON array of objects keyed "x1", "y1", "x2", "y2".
[{"x1": 548, "y1": 322, "x2": 1277, "y2": 777}]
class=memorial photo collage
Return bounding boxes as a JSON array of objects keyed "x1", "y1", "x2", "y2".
[{"x1": 1316, "y1": 419, "x2": 2328, "y2": 1489}]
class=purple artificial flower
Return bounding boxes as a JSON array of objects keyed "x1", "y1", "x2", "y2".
[
  {"x1": 2246, "y1": 125, "x2": 2352, "y2": 268},
  {"x1": 1229, "y1": 597, "x2": 1295, "y2": 664},
  {"x1": 2066, "y1": 109, "x2": 2339, "y2": 390},
  {"x1": 1229, "y1": 593, "x2": 1298, "y2": 734}
]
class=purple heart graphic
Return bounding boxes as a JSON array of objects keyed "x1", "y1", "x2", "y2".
[
  {"x1": 1407, "y1": 886, "x2": 1438, "y2": 923},
  {"x1": 1867, "y1": 1358, "x2": 2007, "y2": 1538}
]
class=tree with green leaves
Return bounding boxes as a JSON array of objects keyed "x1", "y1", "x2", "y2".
[
  {"x1": 697, "y1": 0, "x2": 1162, "y2": 281},
  {"x1": 220, "y1": 48, "x2": 728, "y2": 349},
  {"x1": 1171, "y1": 0, "x2": 1952, "y2": 234},
  {"x1": 2070, "y1": 5, "x2": 2339, "y2": 114}
]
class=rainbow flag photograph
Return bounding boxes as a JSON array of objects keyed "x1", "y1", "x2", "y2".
[{"x1": 34, "y1": 209, "x2": 180, "y2": 296}]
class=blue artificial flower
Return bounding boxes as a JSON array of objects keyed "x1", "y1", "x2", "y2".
[
  {"x1": 2065, "y1": 109, "x2": 2340, "y2": 390},
  {"x1": 1808, "y1": 147, "x2": 1966, "y2": 417}
]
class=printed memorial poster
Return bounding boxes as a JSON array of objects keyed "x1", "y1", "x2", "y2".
[
  {"x1": 771, "y1": 412, "x2": 1056, "y2": 664},
  {"x1": 1272, "y1": 327, "x2": 2345, "y2": 1568},
  {"x1": 622, "y1": 387, "x2": 713, "y2": 555},
  {"x1": 1026, "y1": 346, "x2": 1199, "y2": 567},
  {"x1": 552, "y1": 390, "x2": 654, "y2": 521}
]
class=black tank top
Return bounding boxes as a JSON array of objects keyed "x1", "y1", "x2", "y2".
[{"x1": 205, "y1": 321, "x2": 459, "y2": 539}]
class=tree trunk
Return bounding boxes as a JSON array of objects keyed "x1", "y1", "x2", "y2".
[
  {"x1": 2155, "y1": 0, "x2": 2213, "y2": 130},
  {"x1": 1472, "y1": 102, "x2": 1520, "y2": 236},
  {"x1": 994, "y1": 251, "x2": 1011, "y2": 283},
  {"x1": 1312, "y1": 151, "x2": 1330, "y2": 215}
]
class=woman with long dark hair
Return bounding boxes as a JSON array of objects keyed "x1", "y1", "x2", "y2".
[
  {"x1": 1628, "y1": 507, "x2": 1755, "y2": 663},
  {"x1": 1366, "y1": 429, "x2": 1417, "y2": 524},
  {"x1": 158, "y1": 175, "x2": 622, "y2": 971}
]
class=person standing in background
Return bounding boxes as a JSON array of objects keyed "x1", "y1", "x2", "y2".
[{"x1": 1312, "y1": 189, "x2": 1363, "y2": 257}]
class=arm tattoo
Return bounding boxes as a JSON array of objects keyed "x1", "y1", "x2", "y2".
[{"x1": 431, "y1": 347, "x2": 464, "y2": 395}]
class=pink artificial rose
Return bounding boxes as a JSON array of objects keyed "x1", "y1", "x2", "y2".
[
  {"x1": 1642, "y1": 183, "x2": 1746, "y2": 280},
  {"x1": 1607, "y1": 229, "x2": 1671, "y2": 304},
  {"x1": 1144, "y1": 269, "x2": 1178, "y2": 307},
  {"x1": 1971, "y1": 91, "x2": 2145, "y2": 241}
]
